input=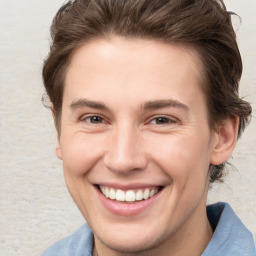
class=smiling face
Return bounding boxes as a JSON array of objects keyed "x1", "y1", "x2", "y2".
[{"x1": 56, "y1": 38, "x2": 227, "y2": 255}]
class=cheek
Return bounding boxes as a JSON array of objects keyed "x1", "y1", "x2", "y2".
[
  {"x1": 151, "y1": 133, "x2": 211, "y2": 184},
  {"x1": 154, "y1": 136, "x2": 211, "y2": 219},
  {"x1": 60, "y1": 134, "x2": 105, "y2": 177}
]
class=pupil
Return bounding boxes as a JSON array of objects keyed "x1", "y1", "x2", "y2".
[
  {"x1": 156, "y1": 117, "x2": 168, "y2": 124},
  {"x1": 91, "y1": 116, "x2": 102, "y2": 123}
]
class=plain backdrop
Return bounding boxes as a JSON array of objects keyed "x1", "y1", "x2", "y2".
[{"x1": 0, "y1": 0, "x2": 255, "y2": 255}]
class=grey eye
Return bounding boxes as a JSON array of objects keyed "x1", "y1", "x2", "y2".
[
  {"x1": 151, "y1": 117, "x2": 171, "y2": 124},
  {"x1": 85, "y1": 116, "x2": 104, "y2": 124}
]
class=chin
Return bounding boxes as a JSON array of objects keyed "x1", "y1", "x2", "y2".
[
  {"x1": 98, "y1": 237, "x2": 158, "y2": 254},
  {"x1": 94, "y1": 224, "x2": 168, "y2": 254}
]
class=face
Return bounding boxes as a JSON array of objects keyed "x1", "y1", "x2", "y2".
[{"x1": 57, "y1": 38, "x2": 220, "y2": 254}]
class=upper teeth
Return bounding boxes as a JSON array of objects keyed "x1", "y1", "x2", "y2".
[{"x1": 99, "y1": 186, "x2": 159, "y2": 202}]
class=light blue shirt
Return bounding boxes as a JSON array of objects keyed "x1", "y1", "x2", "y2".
[{"x1": 42, "y1": 202, "x2": 256, "y2": 256}]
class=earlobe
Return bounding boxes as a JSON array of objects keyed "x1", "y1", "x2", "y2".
[
  {"x1": 56, "y1": 140, "x2": 63, "y2": 160},
  {"x1": 210, "y1": 116, "x2": 239, "y2": 165}
]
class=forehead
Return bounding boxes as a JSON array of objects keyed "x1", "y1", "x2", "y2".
[{"x1": 64, "y1": 38, "x2": 205, "y2": 110}]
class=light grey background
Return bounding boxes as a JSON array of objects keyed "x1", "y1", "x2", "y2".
[{"x1": 0, "y1": 0, "x2": 255, "y2": 255}]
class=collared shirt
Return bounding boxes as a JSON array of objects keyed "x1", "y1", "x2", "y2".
[{"x1": 42, "y1": 202, "x2": 256, "y2": 256}]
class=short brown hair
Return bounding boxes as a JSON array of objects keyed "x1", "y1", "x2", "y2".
[{"x1": 42, "y1": 0, "x2": 251, "y2": 182}]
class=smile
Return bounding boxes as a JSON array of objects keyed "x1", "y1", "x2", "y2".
[{"x1": 99, "y1": 186, "x2": 160, "y2": 203}]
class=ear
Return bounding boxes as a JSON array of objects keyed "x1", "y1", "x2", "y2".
[
  {"x1": 56, "y1": 139, "x2": 63, "y2": 160},
  {"x1": 210, "y1": 116, "x2": 239, "y2": 165},
  {"x1": 51, "y1": 107, "x2": 63, "y2": 160}
]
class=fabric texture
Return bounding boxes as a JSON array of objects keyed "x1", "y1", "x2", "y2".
[
  {"x1": 41, "y1": 202, "x2": 256, "y2": 256},
  {"x1": 202, "y1": 202, "x2": 256, "y2": 256}
]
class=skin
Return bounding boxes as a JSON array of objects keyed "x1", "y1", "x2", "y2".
[{"x1": 55, "y1": 38, "x2": 238, "y2": 256}]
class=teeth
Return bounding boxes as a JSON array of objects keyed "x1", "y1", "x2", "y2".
[
  {"x1": 105, "y1": 187, "x2": 109, "y2": 198},
  {"x1": 100, "y1": 186, "x2": 104, "y2": 194},
  {"x1": 143, "y1": 189, "x2": 150, "y2": 200},
  {"x1": 150, "y1": 188, "x2": 156, "y2": 197},
  {"x1": 109, "y1": 188, "x2": 115, "y2": 200},
  {"x1": 116, "y1": 189, "x2": 125, "y2": 201},
  {"x1": 99, "y1": 186, "x2": 159, "y2": 202},
  {"x1": 126, "y1": 190, "x2": 135, "y2": 202},
  {"x1": 135, "y1": 190, "x2": 143, "y2": 201}
]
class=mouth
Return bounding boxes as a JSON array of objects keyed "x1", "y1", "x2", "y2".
[{"x1": 97, "y1": 185, "x2": 163, "y2": 203}]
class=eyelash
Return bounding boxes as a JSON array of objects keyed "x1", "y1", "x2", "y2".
[
  {"x1": 80, "y1": 114, "x2": 106, "y2": 124},
  {"x1": 149, "y1": 116, "x2": 177, "y2": 125},
  {"x1": 80, "y1": 114, "x2": 177, "y2": 126}
]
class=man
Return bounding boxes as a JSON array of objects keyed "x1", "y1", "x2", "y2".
[{"x1": 41, "y1": 0, "x2": 255, "y2": 255}]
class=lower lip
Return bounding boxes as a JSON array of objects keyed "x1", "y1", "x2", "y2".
[{"x1": 95, "y1": 187, "x2": 162, "y2": 216}]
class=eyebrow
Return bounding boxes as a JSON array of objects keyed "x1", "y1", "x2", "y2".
[
  {"x1": 70, "y1": 98, "x2": 190, "y2": 112},
  {"x1": 70, "y1": 98, "x2": 108, "y2": 110},
  {"x1": 143, "y1": 99, "x2": 190, "y2": 111}
]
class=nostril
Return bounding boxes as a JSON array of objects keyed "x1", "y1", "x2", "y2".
[{"x1": 103, "y1": 153, "x2": 148, "y2": 174}]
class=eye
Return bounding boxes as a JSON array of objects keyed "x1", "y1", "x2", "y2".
[
  {"x1": 150, "y1": 116, "x2": 175, "y2": 125},
  {"x1": 83, "y1": 115, "x2": 104, "y2": 124}
]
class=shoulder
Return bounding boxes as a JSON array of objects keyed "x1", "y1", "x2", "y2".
[
  {"x1": 41, "y1": 224, "x2": 94, "y2": 256},
  {"x1": 203, "y1": 202, "x2": 256, "y2": 256}
]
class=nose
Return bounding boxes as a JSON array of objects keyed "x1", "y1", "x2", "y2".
[{"x1": 103, "y1": 124, "x2": 148, "y2": 174}]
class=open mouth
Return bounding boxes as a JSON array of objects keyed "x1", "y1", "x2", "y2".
[{"x1": 97, "y1": 185, "x2": 163, "y2": 203}]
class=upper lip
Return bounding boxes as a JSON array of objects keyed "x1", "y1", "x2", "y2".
[{"x1": 94, "y1": 183, "x2": 164, "y2": 190}]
